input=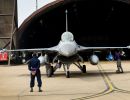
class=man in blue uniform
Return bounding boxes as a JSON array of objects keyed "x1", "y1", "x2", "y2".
[{"x1": 28, "y1": 53, "x2": 42, "y2": 92}]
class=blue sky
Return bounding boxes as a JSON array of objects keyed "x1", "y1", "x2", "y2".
[{"x1": 17, "y1": 0, "x2": 55, "y2": 27}]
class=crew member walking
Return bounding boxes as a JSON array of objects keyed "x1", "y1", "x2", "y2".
[
  {"x1": 28, "y1": 53, "x2": 42, "y2": 92},
  {"x1": 115, "y1": 50, "x2": 124, "y2": 73}
]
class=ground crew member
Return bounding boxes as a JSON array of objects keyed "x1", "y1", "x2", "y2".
[
  {"x1": 115, "y1": 50, "x2": 124, "y2": 73},
  {"x1": 28, "y1": 53, "x2": 42, "y2": 92}
]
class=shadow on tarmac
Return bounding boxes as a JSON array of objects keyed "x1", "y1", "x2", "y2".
[{"x1": 18, "y1": 70, "x2": 130, "y2": 78}]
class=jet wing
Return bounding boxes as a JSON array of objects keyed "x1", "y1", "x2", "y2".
[
  {"x1": 77, "y1": 45, "x2": 129, "y2": 52},
  {"x1": 1, "y1": 46, "x2": 59, "y2": 53}
]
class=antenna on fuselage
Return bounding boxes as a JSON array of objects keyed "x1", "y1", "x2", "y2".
[{"x1": 65, "y1": 9, "x2": 68, "y2": 32}]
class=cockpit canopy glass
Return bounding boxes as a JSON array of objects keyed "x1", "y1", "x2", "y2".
[{"x1": 61, "y1": 31, "x2": 74, "y2": 42}]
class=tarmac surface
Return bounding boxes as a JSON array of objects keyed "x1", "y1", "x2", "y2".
[{"x1": 0, "y1": 61, "x2": 130, "y2": 100}]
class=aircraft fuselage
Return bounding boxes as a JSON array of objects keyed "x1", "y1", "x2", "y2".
[{"x1": 58, "y1": 40, "x2": 78, "y2": 57}]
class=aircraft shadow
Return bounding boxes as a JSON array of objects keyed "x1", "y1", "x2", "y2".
[{"x1": 19, "y1": 70, "x2": 130, "y2": 78}]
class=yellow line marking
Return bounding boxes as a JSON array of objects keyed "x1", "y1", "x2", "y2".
[{"x1": 98, "y1": 64, "x2": 114, "y2": 91}]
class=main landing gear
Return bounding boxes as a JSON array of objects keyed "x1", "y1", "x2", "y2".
[
  {"x1": 73, "y1": 62, "x2": 86, "y2": 73},
  {"x1": 45, "y1": 64, "x2": 54, "y2": 77},
  {"x1": 45, "y1": 62, "x2": 86, "y2": 78},
  {"x1": 63, "y1": 62, "x2": 86, "y2": 78},
  {"x1": 45, "y1": 62, "x2": 62, "y2": 77}
]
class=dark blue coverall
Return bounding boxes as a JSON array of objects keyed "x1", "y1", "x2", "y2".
[{"x1": 28, "y1": 56, "x2": 42, "y2": 88}]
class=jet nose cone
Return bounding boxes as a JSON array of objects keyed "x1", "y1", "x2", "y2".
[{"x1": 60, "y1": 44, "x2": 76, "y2": 57}]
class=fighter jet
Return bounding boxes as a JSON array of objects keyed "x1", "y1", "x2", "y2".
[{"x1": 2, "y1": 10, "x2": 129, "y2": 78}]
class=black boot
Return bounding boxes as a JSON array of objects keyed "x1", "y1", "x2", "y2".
[
  {"x1": 116, "y1": 70, "x2": 120, "y2": 73},
  {"x1": 30, "y1": 87, "x2": 33, "y2": 92},
  {"x1": 120, "y1": 67, "x2": 124, "y2": 73},
  {"x1": 39, "y1": 87, "x2": 42, "y2": 92}
]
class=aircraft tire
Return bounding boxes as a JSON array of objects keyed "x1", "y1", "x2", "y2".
[
  {"x1": 82, "y1": 65, "x2": 86, "y2": 73},
  {"x1": 46, "y1": 66, "x2": 53, "y2": 77},
  {"x1": 51, "y1": 66, "x2": 54, "y2": 75},
  {"x1": 66, "y1": 71, "x2": 70, "y2": 78}
]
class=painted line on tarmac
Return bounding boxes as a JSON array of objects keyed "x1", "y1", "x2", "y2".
[
  {"x1": 98, "y1": 64, "x2": 130, "y2": 94},
  {"x1": 72, "y1": 64, "x2": 113, "y2": 100},
  {"x1": 72, "y1": 63, "x2": 130, "y2": 100},
  {"x1": 98, "y1": 64, "x2": 114, "y2": 91},
  {"x1": 17, "y1": 63, "x2": 130, "y2": 99},
  {"x1": 18, "y1": 64, "x2": 113, "y2": 99}
]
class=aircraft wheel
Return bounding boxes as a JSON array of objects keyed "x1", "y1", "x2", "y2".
[
  {"x1": 66, "y1": 71, "x2": 70, "y2": 78},
  {"x1": 46, "y1": 66, "x2": 53, "y2": 77},
  {"x1": 51, "y1": 66, "x2": 54, "y2": 75},
  {"x1": 82, "y1": 65, "x2": 86, "y2": 73}
]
